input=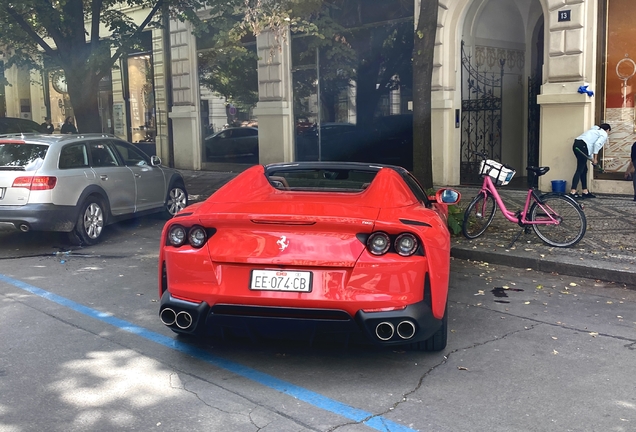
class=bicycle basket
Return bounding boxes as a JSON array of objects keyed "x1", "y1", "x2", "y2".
[{"x1": 480, "y1": 159, "x2": 516, "y2": 186}]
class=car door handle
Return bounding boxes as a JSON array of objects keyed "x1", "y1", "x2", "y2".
[
  {"x1": 134, "y1": 174, "x2": 141, "y2": 178},
  {"x1": 100, "y1": 175, "x2": 108, "y2": 181}
]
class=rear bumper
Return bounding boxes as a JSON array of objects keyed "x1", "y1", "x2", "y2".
[
  {"x1": 0, "y1": 203, "x2": 78, "y2": 232},
  {"x1": 159, "y1": 291, "x2": 441, "y2": 346}
]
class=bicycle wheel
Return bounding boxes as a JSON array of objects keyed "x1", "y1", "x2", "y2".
[
  {"x1": 529, "y1": 195, "x2": 586, "y2": 247},
  {"x1": 462, "y1": 192, "x2": 497, "y2": 239}
]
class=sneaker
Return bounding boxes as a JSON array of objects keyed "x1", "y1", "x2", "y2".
[
  {"x1": 568, "y1": 192, "x2": 581, "y2": 199},
  {"x1": 581, "y1": 192, "x2": 596, "y2": 199}
]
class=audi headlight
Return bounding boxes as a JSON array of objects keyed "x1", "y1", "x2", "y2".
[
  {"x1": 188, "y1": 226, "x2": 207, "y2": 248},
  {"x1": 395, "y1": 233, "x2": 418, "y2": 256},
  {"x1": 367, "y1": 232, "x2": 391, "y2": 255},
  {"x1": 168, "y1": 225, "x2": 187, "y2": 247}
]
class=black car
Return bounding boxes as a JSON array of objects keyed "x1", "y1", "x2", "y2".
[
  {"x1": 204, "y1": 127, "x2": 259, "y2": 163},
  {"x1": 0, "y1": 117, "x2": 46, "y2": 135}
]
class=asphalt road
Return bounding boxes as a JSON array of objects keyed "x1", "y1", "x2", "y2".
[{"x1": 1, "y1": 217, "x2": 635, "y2": 432}]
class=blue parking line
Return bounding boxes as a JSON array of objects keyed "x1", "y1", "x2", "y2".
[{"x1": 0, "y1": 274, "x2": 418, "y2": 432}]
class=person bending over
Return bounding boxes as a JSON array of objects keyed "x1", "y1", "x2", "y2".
[{"x1": 570, "y1": 123, "x2": 611, "y2": 199}]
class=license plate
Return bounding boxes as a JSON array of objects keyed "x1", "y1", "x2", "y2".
[{"x1": 250, "y1": 270, "x2": 312, "y2": 292}]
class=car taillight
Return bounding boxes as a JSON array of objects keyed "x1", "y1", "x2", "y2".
[
  {"x1": 167, "y1": 224, "x2": 210, "y2": 248},
  {"x1": 188, "y1": 226, "x2": 207, "y2": 248},
  {"x1": 395, "y1": 233, "x2": 418, "y2": 256},
  {"x1": 367, "y1": 232, "x2": 391, "y2": 255},
  {"x1": 12, "y1": 176, "x2": 57, "y2": 190},
  {"x1": 364, "y1": 231, "x2": 422, "y2": 257},
  {"x1": 168, "y1": 225, "x2": 187, "y2": 247}
]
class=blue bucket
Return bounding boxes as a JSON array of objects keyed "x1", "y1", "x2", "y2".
[{"x1": 551, "y1": 180, "x2": 566, "y2": 193}]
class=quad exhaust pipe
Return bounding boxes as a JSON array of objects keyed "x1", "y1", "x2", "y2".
[
  {"x1": 175, "y1": 311, "x2": 193, "y2": 329},
  {"x1": 160, "y1": 308, "x2": 177, "y2": 326},
  {"x1": 160, "y1": 308, "x2": 194, "y2": 330},
  {"x1": 375, "y1": 320, "x2": 416, "y2": 341},
  {"x1": 396, "y1": 321, "x2": 416, "y2": 340},
  {"x1": 375, "y1": 322, "x2": 394, "y2": 341}
]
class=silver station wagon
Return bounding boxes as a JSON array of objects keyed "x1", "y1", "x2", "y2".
[{"x1": 0, "y1": 134, "x2": 188, "y2": 245}]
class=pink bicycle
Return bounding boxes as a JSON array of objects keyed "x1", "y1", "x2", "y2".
[{"x1": 462, "y1": 152, "x2": 587, "y2": 248}]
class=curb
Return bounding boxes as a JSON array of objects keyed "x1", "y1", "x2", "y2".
[{"x1": 451, "y1": 248, "x2": 636, "y2": 285}]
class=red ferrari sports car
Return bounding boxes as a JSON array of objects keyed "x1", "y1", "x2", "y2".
[{"x1": 158, "y1": 162, "x2": 460, "y2": 351}]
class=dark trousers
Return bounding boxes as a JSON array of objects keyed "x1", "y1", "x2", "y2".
[{"x1": 571, "y1": 139, "x2": 589, "y2": 190}]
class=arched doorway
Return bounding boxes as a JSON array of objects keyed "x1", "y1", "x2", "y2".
[{"x1": 459, "y1": 0, "x2": 545, "y2": 186}]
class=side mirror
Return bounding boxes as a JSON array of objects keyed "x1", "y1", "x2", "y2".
[
  {"x1": 150, "y1": 155, "x2": 161, "y2": 166},
  {"x1": 435, "y1": 188, "x2": 461, "y2": 204}
]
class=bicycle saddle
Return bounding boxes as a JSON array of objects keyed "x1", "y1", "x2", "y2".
[{"x1": 526, "y1": 166, "x2": 550, "y2": 176}]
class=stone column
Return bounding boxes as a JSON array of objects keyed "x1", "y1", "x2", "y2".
[
  {"x1": 253, "y1": 28, "x2": 295, "y2": 164},
  {"x1": 426, "y1": 0, "x2": 461, "y2": 186},
  {"x1": 169, "y1": 19, "x2": 202, "y2": 170}
]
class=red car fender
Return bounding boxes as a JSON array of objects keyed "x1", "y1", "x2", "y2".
[{"x1": 374, "y1": 205, "x2": 451, "y2": 319}]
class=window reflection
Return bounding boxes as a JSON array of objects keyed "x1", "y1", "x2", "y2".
[
  {"x1": 128, "y1": 54, "x2": 156, "y2": 143},
  {"x1": 48, "y1": 70, "x2": 73, "y2": 132},
  {"x1": 602, "y1": 0, "x2": 636, "y2": 176}
]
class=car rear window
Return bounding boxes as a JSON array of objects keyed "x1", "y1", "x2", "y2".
[
  {"x1": 267, "y1": 168, "x2": 377, "y2": 192},
  {"x1": 0, "y1": 142, "x2": 48, "y2": 171}
]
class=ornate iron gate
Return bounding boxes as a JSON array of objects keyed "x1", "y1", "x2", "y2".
[
  {"x1": 527, "y1": 75, "x2": 541, "y2": 187},
  {"x1": 460, "y1": 41, "x2": 505, "y2": 184}
]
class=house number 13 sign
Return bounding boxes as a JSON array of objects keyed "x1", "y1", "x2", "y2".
[{"x1": 558, "y1": 10, "x2": 571, "y2": 22}]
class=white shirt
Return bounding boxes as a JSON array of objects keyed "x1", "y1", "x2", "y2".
[{"x1": 576, "y1": 126, "x2": 608, "y2": 155}]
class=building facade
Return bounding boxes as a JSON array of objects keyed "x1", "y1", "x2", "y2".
[
  {"x1": 1, "y1": 0, "x2": 632, "y2": 195},
  {"x1": 428, "y1": 0, "x2": 632, "y2": 194}
]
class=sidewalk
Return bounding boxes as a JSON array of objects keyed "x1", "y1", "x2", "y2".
[{"x1": 178, "y1": 168, "x2": 636, "y2": 286}]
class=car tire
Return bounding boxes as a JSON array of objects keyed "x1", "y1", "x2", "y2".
[
  {"x1": 68, "y1": 196, "x2": 106, "y2": 246},
  {"x1": 163, "y1": 181, "x2": 188, "y2": 218},
  {"x1": 408, "y1": 305, "x2": 448, "y2": 352}
]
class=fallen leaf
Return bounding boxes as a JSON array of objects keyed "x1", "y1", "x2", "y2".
[
  {"x1": 552, "y1": 349, "x2": 559, "y2": 355},
  {"x1": 475, "y1": 290, "x2": 485, "y2": 296},
  {"x1": 457, "y1": 366, "x2": 469, "y2": 371},
  {"x1": 524, "y1": 301, "x2": 530, "y2": 305},
  {"x1": 589, "y1": 332, "x2": 599, "y2": 337},
  {"x1": 607, "y1": 301, "x2": 613, "y2": 304},
  {"x1": 536, "y1": 285, "x2": 543, "y2": 289},
  {"x1": 569, "y1": 282, "x2": 577, "y2": 287},
  {"x1": 551, "y1": 337, "x2": 558, "y2": 340}
]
